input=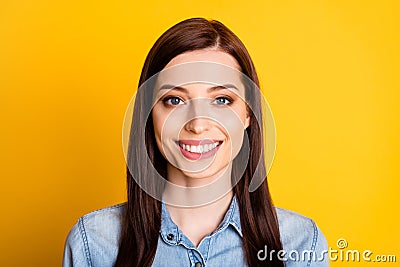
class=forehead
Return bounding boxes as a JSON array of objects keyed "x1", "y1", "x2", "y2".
[
  {"x1": 165, "y1": 49, "x2": 241, "y2": 70},
  {"x1": 155, "y1": 51, "x2": 245, "y2": 98}
]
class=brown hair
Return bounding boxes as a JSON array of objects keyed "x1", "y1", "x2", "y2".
[{"x1": 115, "y1": 18, "x2": 284, "y2": 267}]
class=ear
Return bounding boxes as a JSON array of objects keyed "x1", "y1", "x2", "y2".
[{"x1": 244, "y1": 112, "x2": 251, "y2": 129}]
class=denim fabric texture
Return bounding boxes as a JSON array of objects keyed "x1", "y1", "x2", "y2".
[{"x1": 63, "y1": 195, "x2": 329, "y2": 267}]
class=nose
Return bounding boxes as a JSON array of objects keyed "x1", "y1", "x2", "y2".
[
  {"x1": 183, "y1": 98, "x2": 212, "y2": 134},
  {"x1": 184, "y1": 117, "x2": 211, "y2": 134}
]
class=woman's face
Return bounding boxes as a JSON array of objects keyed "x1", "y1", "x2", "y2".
[{"x1": 151, "y1": 49, "x2": 250, "y2": 180}]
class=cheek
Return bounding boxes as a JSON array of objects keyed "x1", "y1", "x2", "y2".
[
  {"x1": 152, "y1": 110, "x2": 164, "y2": 145},
  {"x1": 238, "y1": 104, "x2": 249, "y2": 123},
  {"x1": 216, "y1": 118, "x2": 245, "y2": 158},
  {"x1": 231, "y1": 103, "x2": 249, "y2": 128},
  {"x1": 224, "y1": 104, "x2": 248, "y2": 156},
  {"x1": 152, "y1": 107, "x2": 178, "y2": 155}
]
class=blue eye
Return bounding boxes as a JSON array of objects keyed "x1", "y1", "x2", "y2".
[
  {"x1": 213, "y1": 97, "x2": 232, "y2": 105},
  {"x1": 163, "y1": 96, "x2": 184, "y2": 106}
]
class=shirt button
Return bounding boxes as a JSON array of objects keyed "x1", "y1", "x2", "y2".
[
  {"x1": 167, "y1": 233, "x2": 174, "y2": 240},
  {"x1": 195, "y1": 262, "x2": 202, "y2": 267}
]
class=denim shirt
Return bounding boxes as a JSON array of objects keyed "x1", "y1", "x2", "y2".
[{"x1": 63, "y1": 196, "x2": 329, "y2": 266}]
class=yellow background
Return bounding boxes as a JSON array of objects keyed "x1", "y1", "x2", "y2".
[{"x1": 1, "y1": 0, "x2": 399, "y2": 266}]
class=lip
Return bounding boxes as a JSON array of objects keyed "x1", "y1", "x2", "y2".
[
  {"x1": 175, "y1": 139, "x2": 223, "y2": 160},
  {"x1": 177, "y1": 139, "x2": 221, "y2": 146}
]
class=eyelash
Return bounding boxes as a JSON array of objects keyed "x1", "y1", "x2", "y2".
[{"x1": 162, "y1": 96, "x2": 234, "y2": 107}]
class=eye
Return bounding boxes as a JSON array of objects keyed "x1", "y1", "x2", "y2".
[
  {"x1": 212, "y1": 96, "x2": 232, "y2": 106},
  {"x1": 162, "y1": 96, "x2": 184, "y2": 106}
]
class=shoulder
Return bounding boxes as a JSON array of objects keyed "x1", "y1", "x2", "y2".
[
  {"x1": 275, "y1": 207, "x2": 318, "y2": 241},
  {"x1": 78, "y1": 203, "x2": 125, "y2": 233},
  {"x1": 63, "y1": 203, "x2": 126, "y2": 267},
  {"x1": 274, "y1": 207, "x2": 329, "y2": 265}
]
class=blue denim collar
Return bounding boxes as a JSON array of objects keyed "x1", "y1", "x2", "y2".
[{"x1": 160, "y1": 194, "x2": 242, "y2": 247}]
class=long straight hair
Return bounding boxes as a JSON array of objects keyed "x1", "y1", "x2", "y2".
[{"x1": 115, "y1": 18, "x2": 284, "y2": 267}]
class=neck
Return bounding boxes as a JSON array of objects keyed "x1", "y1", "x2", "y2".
[
  {"x1": 165, "y1": 190, "x2": 234, "y2": 247},
  {"x1": 163, "y1": 163, "x2": 233, "y2": 207},
  {"x1": 162, "y1": 162, "x2": 235, "y2": 246}
]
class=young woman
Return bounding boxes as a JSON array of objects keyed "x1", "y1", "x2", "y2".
[{"x1": 63, "y1": 18, "x2": 328, "y2": 267}]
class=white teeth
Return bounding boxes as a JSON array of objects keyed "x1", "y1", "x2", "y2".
[{"x1": 180, "y1": 142, "x2": 220, "y2": 153}]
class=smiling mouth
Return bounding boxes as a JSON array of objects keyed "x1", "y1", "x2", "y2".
[
  {"x1": 176, "y1": 140, "x2": 222, "y2": 153},
  {"x1": 175, "y1": 140, "x2": 223, "y2": 160}
]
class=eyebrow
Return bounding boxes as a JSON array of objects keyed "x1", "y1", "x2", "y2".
[{"x1": 158, "y1": 83, "x2": 239, "y2": 93}]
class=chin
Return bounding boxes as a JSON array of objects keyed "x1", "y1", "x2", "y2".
[{"x1": 184, "y1": 164, "x2": 230, "y2": 180}]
